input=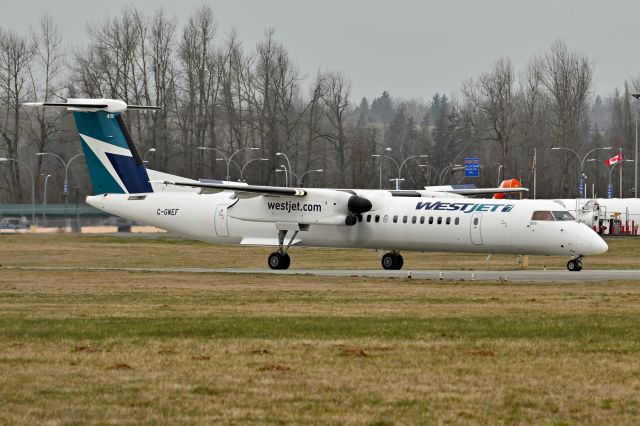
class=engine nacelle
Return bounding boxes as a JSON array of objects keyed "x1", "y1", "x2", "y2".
[{"x1": 229, "y1": 189, "x2": 372, "y2": 227}]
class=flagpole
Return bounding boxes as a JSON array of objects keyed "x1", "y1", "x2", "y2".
[
  {"x1": 533, "y1": 148, "x2": 537, "y2": 200},
  {"x1": 620, "y1": 147, "x2": 623, "y2": 199}
]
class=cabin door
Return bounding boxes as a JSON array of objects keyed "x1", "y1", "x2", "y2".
[
  {"x1": 214, "y1": 204, "x2": 230, "y2": 237},
  {"x1": 470, "y1": 212, "x2": 483, "y2": 245}
]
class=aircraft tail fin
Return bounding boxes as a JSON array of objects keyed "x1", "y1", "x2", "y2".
[{"x1": 24, "y1": 99, "x2": 158, "y2": 195}]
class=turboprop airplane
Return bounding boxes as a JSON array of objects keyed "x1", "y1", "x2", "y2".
[{"x1": 24, "y1": 99, "x2": 608, "y2": 271}]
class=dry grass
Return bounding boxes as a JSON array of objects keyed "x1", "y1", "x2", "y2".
[{"x1": 1, "y1": 235, "x2": 640, "y2": 424}]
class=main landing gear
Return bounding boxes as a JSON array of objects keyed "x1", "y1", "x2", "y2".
[
  {"x1": 381, "y1": 251, "x2": 404, "y2": 270},
  {"x1": 268, "y1": 229, "x2": 299, "y2": 270},
  {"x1": 566, "y1": 256, "x2": 583, "y2": 272}
]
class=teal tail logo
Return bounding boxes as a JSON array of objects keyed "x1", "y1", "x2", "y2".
[{"x1": 73, "y1": 111, "x2": 153, "y2": 195}]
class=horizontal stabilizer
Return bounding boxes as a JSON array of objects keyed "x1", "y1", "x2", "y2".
[
  {"x1": 150, "y1": 180, "x2": 307, "y2": 197},
  {"x1": 23, "y1": 98, "x2": 160, "y2": 113}
]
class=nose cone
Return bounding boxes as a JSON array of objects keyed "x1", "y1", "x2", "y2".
[{"x1": 591, "y1": 234, "x2": 608, "y2": 255}]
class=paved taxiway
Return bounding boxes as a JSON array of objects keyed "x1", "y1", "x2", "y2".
[{"x1": 8, "y1": 266, "x2": 640, "y2": 282}]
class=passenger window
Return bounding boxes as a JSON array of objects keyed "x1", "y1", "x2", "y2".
[
  {"x1": 455, "y1": 217, "x2": 460, "y2": 225},
  {"x1": 366, "y1": 215, "x2": 372, "y2": 222},
  {"x1": 473, "y1": 217, "x2": 479, "y2": 225},
  {"x1": 412, "y1": 216, "x2": 417, "y2": 224},
  {"x1": 403, "y1": 216, "x2": 408, "y2": 223},
  {"x1": 446, "y1": 217, "x2": 451, "y2": 225},
  {"x1": 375, "y1": 215, "x2": 380, "y2": 223},
  {"x1": 552, "y1": 211, "x2": 575, "y2": 221},
  {"x1": 420, "y1": 216, "x2": 425, "y2": 224},
  {"x1": 532, "y1": 211, "x2": 554, "y2": 221},
  {"x1": 393, "y1": 215, "x2": 398, "y2": 223},
  {"x1": 437, "y1": 217, "x2": 442, "y2": 225},
  {"x1": 383, "y1": 215, "x2": 389, "y2": 223},
  {"x1": 357, "y1": 214, "x2": 362, "y2": 222},
  {"x1": 429, "y1": 217, "x2": 433, "y2": 224}
]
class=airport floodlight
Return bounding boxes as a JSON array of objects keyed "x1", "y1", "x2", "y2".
[
  {"x1": 315, "y1": 169, "x2": 324, "y2": 172},
  {"x1": 0, "y1": 157, "x2": 7, "y2": 161},
  {"x1": 148, "y1": 148, "x2": 156, "y2": 152}
]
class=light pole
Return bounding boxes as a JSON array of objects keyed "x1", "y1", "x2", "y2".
[
  {"x1": 397, "y1": 155, "x2": 428, "y2": 190},
  {"x1": 240, "y1": 158, "x2": 269, "y2": 182},
  {"x1": 371, "y1": 147, "x2": 392, "y2": 189},
  {"x1": 143, "y1": 147, "x2": 156, "y2": 164},
  {"x1": 494, "y1": 162, "x2": 503, "y2": 187},
  {"x1": 379, "y1": 155, "x2": 400, "y2": 189},
  {"x1": 550, "y1": 146, "x2": 611, "y2": 198},
  {"x1": 418, "y1": 163, "x2": 438, "y2": 185},
  {"x1": 275, "y1": 166, "x2": 288, "y2": 187},
  {"x1": 41, "y1": 173, "x2": 51, "y2": 225},
  {"x1": 198, "y1": 146, "x2": 259, "y2": 181},
  {"x1": 37, "y1": 152, "x2": 84, "y2": 230},
  {"x1": 439, "y1": 164, "x2": 464, "y2": 185},
  {"x1": 276, "y1": 152, "x2": 292, "y2": 187},
  {"x1": 0, "y1": 158, "x2": 35, "y2": 225},
  {"x1": 298, "y1": 169, "x2": 324, "y2": 187},
  {"x1": 631, "y1": 93, "x2": 639, "y2": 198}
]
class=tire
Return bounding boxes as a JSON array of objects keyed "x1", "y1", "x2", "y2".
[
  {"x1": 268, "y1": 252, "x2": 284, "y2": 270},
  {"x1": 381, "y1": 253, "x2": 396, "y2": 270},
  {"x1": 381, "y1": 253, "x2": 403, "y2": 270},
  {"x1": 575, "y1": 260, "x2": 583, "y2": 272},
  {"x1": 281, "y1": 253, "x2": 291, "y2": 270},
  {"x1": 268, "y1": 252, "x2": 291, "y2": 270},
  {"x1": 567, "y1": 259, "x2": 579, "y2": 272}
]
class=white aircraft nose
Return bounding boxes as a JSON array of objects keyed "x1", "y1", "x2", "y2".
[{"x1": 591, "y1": 234, "x2": 608, "y2": 255}]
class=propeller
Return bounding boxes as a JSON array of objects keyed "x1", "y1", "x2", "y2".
[{"x1": 345, "y1": 195, "x2": 372, "y2": 226}]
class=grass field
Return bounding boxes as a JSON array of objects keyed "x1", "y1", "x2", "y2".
[{"x1": 1, "y1": 235, "x2": 640, "y2": 424}]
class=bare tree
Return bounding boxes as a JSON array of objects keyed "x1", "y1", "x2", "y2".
[
  {"x1": 320, "y1": 71, "x2": 352, "y2": 187},
  {"x1": 25, "y1": 15, "x2": 65, "y2": 201},
  {"x1": 537, "y1": 40, "x2": 593, "y2": 195},
  {"x1": 463, "y1": 58, "x2": 517, "y2": 176},
  {"x1": 0, "y1": 29, "x2": 34, "y2": 200}
]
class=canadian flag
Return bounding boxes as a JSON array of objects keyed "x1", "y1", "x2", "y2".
[{"x1": 606, "y1": 152, "x2": 622, "y2": 167}]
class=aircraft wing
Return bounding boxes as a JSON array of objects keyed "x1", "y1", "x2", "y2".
[{"x1": 151, "y1": 180, "x2": 307, "y2": 197}]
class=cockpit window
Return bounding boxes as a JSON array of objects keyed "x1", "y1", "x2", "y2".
[
  {"x1": 552, "y1": 211, "x2": 575, "y2": 221},
  {"x1": 531, "y1": 211, "x2": 555, "y2": 221}
]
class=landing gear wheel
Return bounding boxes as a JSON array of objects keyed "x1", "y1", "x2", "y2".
[
  {"x1": 268, "y1": 252, "x2": 290, "y2": 270},
  {"x1": 381, "y1": 252, "x2": 404, "y2": 270},
  {"x1": 567, "y1": 259, "x2": 582, "y2": 272}
]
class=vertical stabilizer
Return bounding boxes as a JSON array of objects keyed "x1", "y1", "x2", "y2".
[{"x1": 73, "y1": 110, "x2": 153, "y2": 195}]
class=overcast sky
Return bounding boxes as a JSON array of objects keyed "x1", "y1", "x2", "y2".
[{"x1": 2, "y1": 0, "x2": 639, "y2": 102}]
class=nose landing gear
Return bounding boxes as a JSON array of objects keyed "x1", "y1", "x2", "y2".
[{"x1": 566, "y1": 257, "x2": 583, "y2": 272}]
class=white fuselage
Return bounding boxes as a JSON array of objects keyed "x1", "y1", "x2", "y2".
[{"x1": 87, "y1": 190, "x2": 608, "y2": 257}]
